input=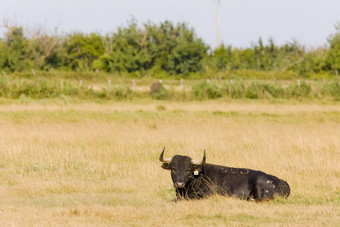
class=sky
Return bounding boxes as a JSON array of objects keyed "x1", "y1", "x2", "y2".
[{"x1": 0, "y1": 0, "x2": 339, "y2": 48}]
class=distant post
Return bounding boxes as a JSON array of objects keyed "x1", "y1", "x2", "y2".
[
  {"x1": 80, "y1": 80, "x2": 83, "y2": 86},
  {"x1": 31, "y1": 69, "x2": 36, "y2": 78},
  {"x1": 2, "y1": 71, "x2": 8, "y2": 83},
  {"x1": 180, "y1": 79, "x2": 184, "y2": 90},
  {"x1": 108, "y1": 79, "x2": 111, "y2": 90},
  {"x1": 132, "y1": 80, "x2": 136, "y2": 91}
]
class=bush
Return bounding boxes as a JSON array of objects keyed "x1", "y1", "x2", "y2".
[
  {"x1": 150, "y1": 82, "x2": 169, "y2": 100},
  {"x1": 0, "y1": 77, "x2": 9, "y2": 97},
  {"x1": 12, "y1": 80, "x2": 60, "y2": 98},
  {"x1": 7, "y1": 79, "x2": 83, "y2": 99},
  {"x1": 192, "y1": 81, "x2": 221, "y2": 100},
  {"x1": 221, "y1": 80, "x2": 245, "y2": 98},
  {"x1": 321, "y1": 79, "x2": 340, "y2": 100},
  {"x1": 287, "y1": 81, "x2": 311, "y2": 98},
  {"x1": 245, "y1": 81, "x2": 284, "y2": 99},
  {"x1": 245, "y1": 82, "x2": 260, "y2": 99}
]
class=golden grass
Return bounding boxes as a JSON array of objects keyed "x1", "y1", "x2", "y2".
[{"x1": 0, "y1": 100, "x2": 339, "y2": 226}]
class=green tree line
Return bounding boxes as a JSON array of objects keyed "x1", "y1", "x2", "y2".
[{"x1": 0, "y1": 20, "x2": 339, "y2": 78}]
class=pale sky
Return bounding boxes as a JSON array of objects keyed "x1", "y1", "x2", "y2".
[{"x1": 0, "y1": 0, "x2": 339, "y2": 48}]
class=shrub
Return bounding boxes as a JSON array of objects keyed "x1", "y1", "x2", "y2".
[
  {"x1": 245, "y1": 81, "x2": 284, "y2": 99},
  {"x1": 12, "y1": 80, "x2": 60, "y2": 98},
  {"x1": 150, "y1": 82, "x2": 169, "y2": 100},
  {"x1": 321, "y1": 79, "x2": 340, "y2": 100},
  {"x1": 221, "y1": 80, "x2": 245, "y2": 98},
  {"x1": 192, "y1": 81, "x2": 221, "y2": 100},
  {"x1": 245, "y1": 82, "x2": 260, "y2": 99},
  {"x1": 287, "y1": 81, "x2": 311, "y2": 98},
  {"x1": 0, "y1": 77, "x2": 9, "y2": 97},
  {"x1": 111, "y1": 86, "x2": 133, "y2": 100}
]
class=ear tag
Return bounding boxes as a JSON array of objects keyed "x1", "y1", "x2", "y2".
[{"x1": 194, "y1": 170, "x2": 199, "y2": 176}]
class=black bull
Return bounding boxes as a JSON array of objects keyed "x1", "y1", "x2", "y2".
[{"x1": 160, "y1": 148, "x2": 290, "y2": 201}]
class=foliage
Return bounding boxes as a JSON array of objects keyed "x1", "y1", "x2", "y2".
[
  {"x1": 0, "y1": 77, "x2": 9, "y2": 96},
  {"x1": 286, "y1": 81, "x2": 311, "y2": 98},
  {"x1": 325, "y1": 22, "x2": 340, "y2": 76},
  {"x1": 0, "y1": 27, "x2": 33, "y2": 71},
  {"x1": 91, "y1": 21, "x2": 207, "y2": 75},
  {"x1": 191, "y1": 81, "x2": 221, "y2": 99},
  {"x1": 321, "y1": 79, "x2": 340, "y2": 100},
  {"x1": 0, "y1": 21, "x2": 339, "y2": 79},
  {"x1": 221, "y1": 80, "x2": 246, "y2": 98},
  {"x1": 150, "y1": 82, "x2": 169, "y2": 100},
  {"x1": 60, "y1": 33, "x2": 104, "y2": 71},
  {"x1": 245, "y1": 81, "x2": 285, "y2": 99},
  {"x1": 1, "y1": 76, "x2": 340, "y2": 101}
]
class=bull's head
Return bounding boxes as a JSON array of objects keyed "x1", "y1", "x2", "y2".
[{"x1": 159, "y1": 147, "x2": 206, "y2": 188}]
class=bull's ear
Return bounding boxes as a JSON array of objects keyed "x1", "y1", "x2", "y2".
[
  {"x1": 161, "y1": 163, "x2": 171, "y2": 170},
  {"x1": 193, "y1": 165, "x2": 203, "y2": 175}
]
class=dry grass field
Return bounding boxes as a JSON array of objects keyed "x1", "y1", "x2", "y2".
[{"x1": 0, "y1": 100, "x2": 339, "y2": 226}]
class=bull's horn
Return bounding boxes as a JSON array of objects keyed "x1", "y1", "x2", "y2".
[
  {"x1": 191, "y1": 150, "x2": 206, "y2": 165},
  {"x1": 159, "y1": 147, "x2": 172, "y2": 163}
]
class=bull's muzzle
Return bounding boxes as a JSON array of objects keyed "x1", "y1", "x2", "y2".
[{"x1": 174, "y1": 182, "x2": 185, "y2": 188}]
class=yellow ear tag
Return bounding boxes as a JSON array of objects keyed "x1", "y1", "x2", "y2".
[{"x1": 194, "y1": 170, "x2": 199, "y2": 176}]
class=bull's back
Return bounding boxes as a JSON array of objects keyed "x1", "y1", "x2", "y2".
[
  {"x1": 200, "y1": 163, "x2": 290, "y2": 199},
  {"x1": 202, "y1": 164, "x2": 253, "y2": 197}
]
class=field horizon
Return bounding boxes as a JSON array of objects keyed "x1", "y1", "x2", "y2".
[{"x1": 0, "y1": 100, "x2": 339, "y2": 226}]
